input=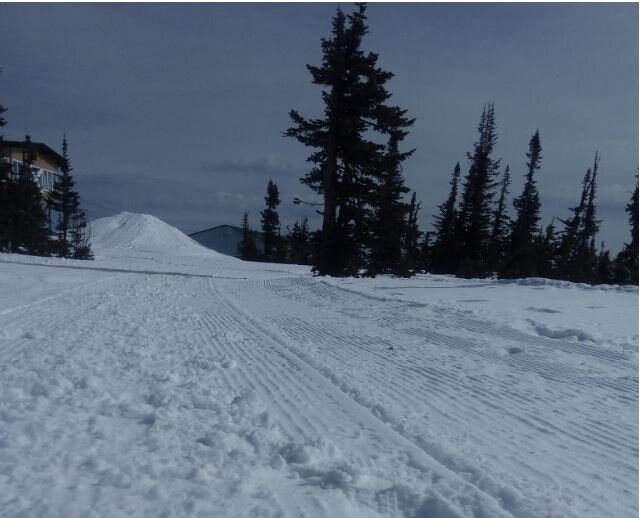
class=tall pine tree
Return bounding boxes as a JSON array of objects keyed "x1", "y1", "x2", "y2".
[
  {"x1": 488, "y1": 165, "x2": 511, "y2": 272},
  {"x1": 615, "y1": 176, "x2": 638, "y2": 284},
  {"x1": 431, "y1": 162, "x2": 460, "y2": 274},
  {"x1": 69, "y1": 207, "x2": 93, "y2": 260},
  {"x1": 286, "y1": 4, "x2": 414, "y2": 276},
  {"x1": 260, "y1": 179, "x2": 282, "y2": 262},
  {"x1": 12, "y1": 136, "x2": 51, "y2": 255},
  {"x1": 48, "y1": 135, "x2": 80, "y2": 257},
  {"x1": 367, "y1": 133, "x2": 411, "y2": 275},
  {"x1": 288, "y1": 217, "x2": 311, "y2": 265},
  {"x1": 504, "y1": 130, "x2": 542, "y2": 278},
  {"x1": 556, "y1": 154, "x2": 601, "y2": 283},
  {"x1": 238, "y1": 212, "x2": 259, "y2": 261},
  {"x1": 0, "y1": 88, "x2": 11, "y2": 252},
  {"x1": 401, "y1": 191, "x2": 422, "y2": 275},
  {"x1": 533, "y1": 219, "x2": 557, "y2": 279},
  {"x1": 454, "y1": 104, "x2": 501, "y2": 277},
  {"x1": 596, "y1": 242, "x2": 613, "y2": 284}
]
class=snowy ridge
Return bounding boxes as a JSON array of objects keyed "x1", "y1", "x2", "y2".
[{"x1": 90, "y1": 212, "x2": 213, "y2": 256}]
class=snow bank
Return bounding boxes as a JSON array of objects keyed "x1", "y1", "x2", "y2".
[
  {"x1": 496, "y1": 276, "x2": 638, "y2": 293},
  {"x1": 90, "y1": 212, "x2": 212, "y2": 256}
]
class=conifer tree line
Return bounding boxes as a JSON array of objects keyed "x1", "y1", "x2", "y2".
[
  {"x1": 237, "y1": 180, "x2": 314, "y2": 266},
  {"x1": 0, "y1": 84, "x2": 92, "y2": 259},
  {"x1": 238, "y1": 3, "x2": 637, "y2": 284}
]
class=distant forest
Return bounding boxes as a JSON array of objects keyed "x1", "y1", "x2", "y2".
[{"x1": 238, "y1": 3, "x2": 638, "y2": 285}]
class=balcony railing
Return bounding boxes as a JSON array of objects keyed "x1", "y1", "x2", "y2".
[{"x1": 5, "y1": 158, "x2": 60, "y2": 192}]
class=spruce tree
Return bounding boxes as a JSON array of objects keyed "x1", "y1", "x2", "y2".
[
  {"x1": 534, "y1": 219, "x2": 557, "y2": 279},
  {"x1": 0, "y1": 92, "x2": 11, "y2": 252},
  {"x1": 488, "y1": 165, "x2": 511, "y2": 272},
  {"x1": 575, "y1": 153, "x2": 601, "y2": 282},
  {"x1": 556, "y1": 155, "x2": 601, "y2": 283},
  {"x1": 260, "y1": 179, "x2": 282, "y2": 262},
  {"x1": 288, "y1": 217, "x2": 311, "y2": 265},
  {"x1": 580, "y1": 154, "x2": 600, "y2": 249},
  {"x1": 431, "y1": 162, "x2": 461, "y2": 274},
  {"x1": 556, "y1": 168, "x2": 591, "y2": 280},
  {"x1": 238, "y1": 212, "x2": 259, "y2": 261},
  {"x1": 12, "y1": 137, "x2": 51, "y2": 255},
  {"x1": 504, "y1": 130, "x2": 542, "y2": 278},
  {"x1": 286, "y1": 3, "x2": 414, "y2": 276},
  {"x1": 455, "y1": 104, "x2": 501, "y2": 277},
  {"x1": 615, "y1": 176, "x2": 638, "y2": 284},
  {"x1": 69, "y1": 208, "x2": 93, "y2": 260},
  {"x1": 48, "y1": 135, "x2": 80, "y2": 257},
  {"x1": 596, "y1": 242, "x2": 612, "y2": 284},
  {"x1": 401, "y1": 191, "x2": 422, "y2": 275},
  {"x1": 368, "y1": 133, "x2": 411, "y2": 275},
  {"x1": 418, "y1": 232, "x2": 432, "y2": 273}
]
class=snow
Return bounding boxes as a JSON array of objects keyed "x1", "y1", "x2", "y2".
[
  {"x1": 90, "y1": 212, "x2": 213, "y2": 256},
  {"x1": 0, "y1": 212, "x2": 637, "y2": 518}
]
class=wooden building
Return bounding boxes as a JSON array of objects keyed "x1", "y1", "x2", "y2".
[{"x1": 1, "y1": 136, "x2": 65, "y2": 193}]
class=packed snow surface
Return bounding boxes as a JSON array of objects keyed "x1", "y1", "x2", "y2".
[
  {"x1": 90, "y1": 212, "x2": 212, "y2": 256},
  {"x1": 0, "y1": 212, "x2": 637, "y2": 518}
]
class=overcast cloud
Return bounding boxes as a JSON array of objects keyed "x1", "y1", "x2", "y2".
[{"x1": 0, "y1": 2, "x2": 637, "y2": 250}]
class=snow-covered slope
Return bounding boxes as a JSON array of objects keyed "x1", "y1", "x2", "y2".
[
  {"x1": 0, "y1": 214, "x2": 637, "y2": 518},
  {"x1": 90, "y1": 212, "x2": 212, "y2": 256}
]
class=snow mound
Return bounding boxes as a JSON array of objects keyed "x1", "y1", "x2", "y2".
[
  {"x1": 497, "y1": 276, "x2": 638, "y2": 293},
  {"x1": 90, "y1": 212, "x2": 211, "y2": 255},
  {"x1": 529, "y1": 320, "x2": 596, "y2": 342}
]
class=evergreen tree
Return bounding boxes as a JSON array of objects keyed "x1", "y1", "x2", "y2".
[
  {"x1": 286, "y1": 4, "x2": 414, "y2": 276},
  {"x1": 488, "y1": 165, "x2": 511, "y2": 272},
  {"x1": 288, "y1": 217, "x2": 311, "y2": 265},
  {"x1": 596, "y1": 242, "x2": 612, "y2": 284},
  {"x1": 48, "y1": 135, "x2": 80, "y2": 257},
  {"x1": 260, "y1": 179, "x2": 282, "y2": 262},
  {"x1": 12, "y1": 137, "x2": 51, "y2": 255},
  {"x1": 455, "y1": 103, "x2": 501, "y2": 277},
  {"x1": 418, "y1": 232, "x2": 432, "y2": 273},
  {"x1": 401, "y1": 191, "x2": 422, "y2": 275},
  {"x1": 556, "y1": 168, "x2": 591, "y2": 280},
  {"x1": 69, "y1": 208, "x2": 93, "y2": 260},
  {"x1": 238, "y1": 212, "x2": 259, "y2": 261},
  {"x1": 575, "y1": 153, "x2": 601, "y2": 282},
  {"x1": 0, "y1": 90, "x2": 11, "y2": 251},
  {"x1": 615, "y1": 176, "x2": 638, "y2": 284},
  {"x1": 368, "y1": 133, "x2": 411, "y2": 275},
  {"x1": 533, "y1": 219, "x2": 557, "y2": 279},
  {"x1": 504, "y1": 130, "x2": 542, "y2": 278},
  {"x1": 431, "y1": 162, "x2": 460, "y2": 274},
  {"x1": 556, "y1": 154, "x2": 601, "y2": 283}
]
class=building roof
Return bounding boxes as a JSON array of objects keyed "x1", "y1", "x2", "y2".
[
  {"x1": 1, "y1": 139, "x2": 66, "y2": 167},
  {"x1": 189, "y1": 224, "x2": 264, "y2": 258},
  {"x1": 189, "y1": 224, "x2": 241, "y2": 237}
]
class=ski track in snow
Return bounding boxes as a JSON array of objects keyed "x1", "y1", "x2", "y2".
[
  {"x1": 220, "y1": 276, "x2": 638, "y2": 518},
  {"x1": 0, "y1": 213, "x2": 637, "y2": 518},
  {"x1": 198, "y1": 278, "x2": 516, "y2": 518}
]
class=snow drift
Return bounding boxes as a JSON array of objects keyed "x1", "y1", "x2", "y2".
[{"x1": 90, "y1": 212, "x2": 212, "y2": 256}]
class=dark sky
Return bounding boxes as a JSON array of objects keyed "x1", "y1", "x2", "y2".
[{"x1": 0, "y1": 2, "x2": 638, "y2": 251}]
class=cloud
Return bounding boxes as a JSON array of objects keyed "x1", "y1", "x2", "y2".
[{"x1": 201, "y1": 155, "x2": 302, "y2": 179}]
